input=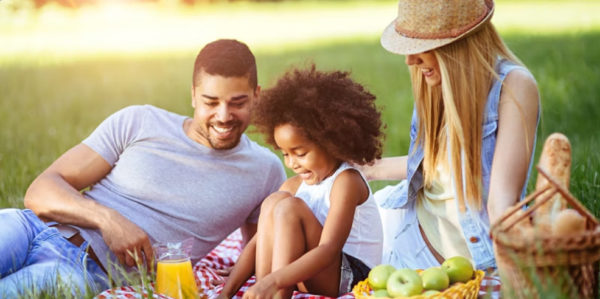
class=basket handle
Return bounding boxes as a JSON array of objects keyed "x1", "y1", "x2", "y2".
[
  {"x1": 537, "y1": 166, "x2": 599, "y2": 228},
  {"x1": 490, "y1": 185, "x2": 550, "y2": 231},
  {"x1": 491, "y1": 166, "x2": 599, "y2": 237},
  {"x1": 490, "y1": 184, "x2": 551, "y2": 235}
]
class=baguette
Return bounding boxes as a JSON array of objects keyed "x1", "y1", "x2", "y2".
[
  {"x1": 534, "y1": 133, "x2": 571, "y2": 221},
  {"x1": 506, "y1": 209, "x2": 536, "y2": 242},
  {"x1": 552, "y1": 208, "x2": 586, "y2": 237}
]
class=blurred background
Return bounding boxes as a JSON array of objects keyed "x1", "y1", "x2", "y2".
[{"x1": 0, "y1": 0, "x2": 598, "y2": 215}]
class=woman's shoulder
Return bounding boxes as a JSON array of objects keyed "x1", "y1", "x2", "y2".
[
  {"x1": 497, "y1": 58, "x2": 537, "y2": 89},
  {"x1": 504, "y1": 67, "x2": 537, "y2": 89},
  {"x1": 502, "y1": 68, "x2": 539, "y2": 108}
]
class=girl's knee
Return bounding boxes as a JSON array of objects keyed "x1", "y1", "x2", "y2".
[
  {"x1": 261, "y1": 191, "x2": 293, "y2": 210},
  {"x1": 273, "y1": 197, "x2": 308, "y2": 220}
]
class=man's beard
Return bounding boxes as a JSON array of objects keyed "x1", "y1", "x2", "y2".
[
  {"x1": 207, "y1": 134, "x2": 242, "y2": 150},
  {"x1": 206, "y1": 121, "x2": 243, "y2": 150}
]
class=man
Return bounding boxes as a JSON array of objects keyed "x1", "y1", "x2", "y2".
[{"x1": 0, "y1": 39, "x2": 286, "y2": 297}]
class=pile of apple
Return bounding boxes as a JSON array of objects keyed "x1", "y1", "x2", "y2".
[{"x1": 367, "y1": 256, "x2": 474, "y2": 297}]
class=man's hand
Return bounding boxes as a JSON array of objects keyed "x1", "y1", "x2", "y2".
[{"x1": 100, "y1": 210, "x2": 154, "y2": 269}]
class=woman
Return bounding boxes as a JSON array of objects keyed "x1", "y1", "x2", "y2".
[{"x1": 361, "y1": 0, "x2": 540, "y2": 271}]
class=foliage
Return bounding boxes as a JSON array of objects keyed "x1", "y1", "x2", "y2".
[{"x1": 1, "y1": 32, "x2": 598, "y2": 216}]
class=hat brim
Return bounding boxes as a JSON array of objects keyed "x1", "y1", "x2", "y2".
[{"x1": 381, "y1": 5, "x2": 494, "y2": 55}]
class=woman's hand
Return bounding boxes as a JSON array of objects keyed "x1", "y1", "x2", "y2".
[{"x1": 242, "y1": 275, "x2": 279, "y2": 299}]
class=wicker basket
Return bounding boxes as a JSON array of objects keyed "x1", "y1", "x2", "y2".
[
  {"x1": 490, "y1": 166, "x2": 600, "y2": 299},
  {"x1": 352, "y1": 269, "x2": 484, "y2": 299}
]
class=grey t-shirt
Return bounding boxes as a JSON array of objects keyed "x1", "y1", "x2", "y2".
[{"x1": 78, "y1": 105, "x2": 286, "y2": 272}]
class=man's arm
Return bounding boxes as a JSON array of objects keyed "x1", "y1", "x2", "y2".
[{"x1": 24, "y1": 143, "x2": 153, "y2": 268}]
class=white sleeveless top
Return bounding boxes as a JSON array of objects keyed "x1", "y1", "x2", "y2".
[{"x1": 295, "y1": 162, "x2": 383, "y2": 268}]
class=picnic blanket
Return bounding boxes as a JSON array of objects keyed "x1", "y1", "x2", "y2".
[{"x1": 95, "y1": 230, "x2": 501, "y2": 299}]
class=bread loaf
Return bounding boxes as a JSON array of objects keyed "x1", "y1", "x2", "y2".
[
  {"x1": 552, "y1": 208, "x2": 586, "y2": 237},
  {"x1": 534, "y1": 133, "x2": 571, "y2": 222},
  {"x1": 506, "y1": 209, "x2": 535, "y2": 242}
]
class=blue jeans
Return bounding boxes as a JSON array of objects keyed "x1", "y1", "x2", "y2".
[{"x1": 0, "y1": 209, "x2": 109, "y2": 298}]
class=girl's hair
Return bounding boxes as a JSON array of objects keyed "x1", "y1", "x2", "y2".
[
  {"x1": 411, "y1": 21, "x2": 523, "y2": 211},
  {"x1": 254, "y1": 65, "x2": 384, "y2": 165}
]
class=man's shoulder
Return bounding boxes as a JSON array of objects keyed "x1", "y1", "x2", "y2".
[
  {"x1": 118, "y1": 105, "x2": 187, "y2": 129},
  {"x1": 237, "y1": 136, "x2": 286, "y2": 193},
  {"x1": 115, "y1": 104, "x2": 180, "y2": 118},
  {"x1": 240, "y1": 135, "x2": 280, "y2": 163}
]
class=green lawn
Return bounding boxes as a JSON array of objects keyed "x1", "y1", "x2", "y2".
[{"x1": 1, "y1": 31, "x2": 599, "y2": 216}]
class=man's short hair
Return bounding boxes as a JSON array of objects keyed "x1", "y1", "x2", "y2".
[{"x1": 192, "y1": 39, "x2": 257, "y2": 89}]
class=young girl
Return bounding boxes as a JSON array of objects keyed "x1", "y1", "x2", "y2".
[
  {"x1": 218, "y1": 66, "x2": 385, "y2": 298},
  {"x1": 361, "y1": 0, "x2": 540, "y2": 271}
]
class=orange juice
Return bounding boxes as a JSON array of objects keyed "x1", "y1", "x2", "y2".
[{"x1": 156, "y1": 258, "x2": 199, "y2": 299}]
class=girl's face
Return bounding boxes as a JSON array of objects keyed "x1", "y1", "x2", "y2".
[
  {"x1": 405, "y1": 51, "x2": 441, "y2": 87},
  {"x1": 274, "y1": 123, "x2": 340, "y2": 185}
]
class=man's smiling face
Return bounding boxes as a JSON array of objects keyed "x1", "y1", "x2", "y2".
[{"x1": 189, "y1": 70, "x2": 259, "y2": 150}]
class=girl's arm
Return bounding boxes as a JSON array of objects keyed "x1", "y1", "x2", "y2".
[
  {"x1": 487, "y1": 69, "x2": 540, "y2": 224},
  {"x1": 240, "y1": 222, "x2": 257, "y2": 248},
  {"x1": 218, "y1": 235, "x2": 257, "y2": 298},
  {"x1": 356, "y1": 156, "x2": 408, "y2": 181},
  {"x1": 220, "y1": 177, "x2": 300, "y2": 298},
  {"x1": 266, "y1": 169, "x2": 367, "y2": 290}
]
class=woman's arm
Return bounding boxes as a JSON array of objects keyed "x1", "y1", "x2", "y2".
[
  {"x1": 487, "y1": 69, "x2": 540, "y2": 224},
  {"x1": 357, "y1": 156, "x2": 408, "y2": 181}
]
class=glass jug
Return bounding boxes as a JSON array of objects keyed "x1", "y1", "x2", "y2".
[{"x1": 154, "y1": 238, "x2": 199, "y2": 299}]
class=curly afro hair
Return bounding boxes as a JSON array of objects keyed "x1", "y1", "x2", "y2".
[{"x1": 253, "y1": 65, "x2": 384, "y2": 165}]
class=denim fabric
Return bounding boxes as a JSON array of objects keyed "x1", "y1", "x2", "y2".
[
  {"x1": 377, "y1": 59, "x2": 539, "y2": 270},
  {"x1": 0, "y1": 209, "x2": 109, "y2": 298}
]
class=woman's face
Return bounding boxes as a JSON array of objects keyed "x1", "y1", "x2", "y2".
[{"x1": 405, "y1": 51, "x2": 441, "y2": 87}]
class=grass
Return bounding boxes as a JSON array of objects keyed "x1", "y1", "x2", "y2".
[{"x1": 1, "y1": 32, "x2": 599, "y2": 216}]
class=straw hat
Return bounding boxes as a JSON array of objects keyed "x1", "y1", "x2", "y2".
[{"x1": 381, "y1": 0, "x2": 495, "y2": 55}]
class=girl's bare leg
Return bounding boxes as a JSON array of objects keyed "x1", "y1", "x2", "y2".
[
  {"x1": 271, "y1": 197, "x2": 342, "y2": 298},
  {"x1": 255, "y1": 191, "x2": 292, "y2": 279}
]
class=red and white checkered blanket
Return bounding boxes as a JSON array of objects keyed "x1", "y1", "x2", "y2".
[{"x1": 95, "y1": 230, "x2": 501, "y2": 299}]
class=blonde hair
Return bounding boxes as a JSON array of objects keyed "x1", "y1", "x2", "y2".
[{"x1": 410, "y1": 22, "x2": 523, "y2": 212}]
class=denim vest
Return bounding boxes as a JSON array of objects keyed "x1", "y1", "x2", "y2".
[{"x1": 378, "y1": 59, "x2": 539, "y2": 269}]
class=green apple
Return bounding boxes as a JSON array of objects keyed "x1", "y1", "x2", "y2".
[
  {"x1": 421, "y1": 267, "x2": 449, "y2": 291},
  {"x1": 441, "y1": 256, "x2": 474, "y2": 283},
  {"x1": 422, "y1": 290, "x2": 441, "y2": 297},
  {"x1": 368, "y1": 264, "x2": 396, "y2": 290},
  {"x1": 372, "y1": 289, "x2": 390, "y2": 297},
  {"x1": 386, "y1": 268, "x2": 423, "y2": 297}
]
